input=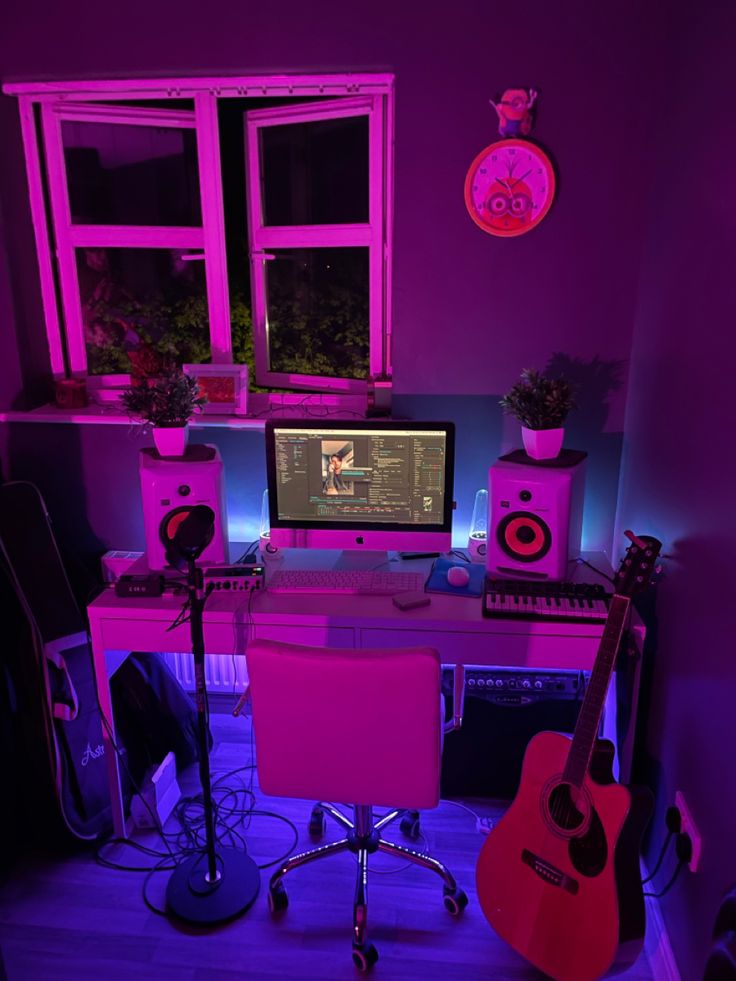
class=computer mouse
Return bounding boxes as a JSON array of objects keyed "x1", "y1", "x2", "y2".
[{"x1": 446, "y1": 565, "x2": 470, "y2": 587}]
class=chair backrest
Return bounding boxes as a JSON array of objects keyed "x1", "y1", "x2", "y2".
[{"x1": 247, "y1": 640, "x2": 442, "y2": 810}]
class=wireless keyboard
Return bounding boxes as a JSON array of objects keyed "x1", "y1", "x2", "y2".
[{"x1": 267, "y1": 569, "x2": 426, "y2": 596}]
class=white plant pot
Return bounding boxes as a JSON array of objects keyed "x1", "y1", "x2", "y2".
[
  {"x1": 153, "y1": 425, "x2": 189, "y2": 458},
  {"x1": 521, "y1": 426, "x2": 564, "y2": 460}
]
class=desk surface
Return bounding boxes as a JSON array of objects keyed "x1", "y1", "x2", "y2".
[{"x1": 88, "y1": 551, "x2": 623, "y2": 670}]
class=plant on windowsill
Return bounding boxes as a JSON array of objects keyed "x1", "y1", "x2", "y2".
[
  {"x1": 500, "y1": 368, "x2": 576, "y2": 460},
  {"x1": 121, "y1": 364, "x2": 206, "y2": 458}
]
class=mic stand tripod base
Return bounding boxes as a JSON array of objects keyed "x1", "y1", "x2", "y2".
[{"x1": 166, "y1": 847, "x2": 260, "y2": 925}]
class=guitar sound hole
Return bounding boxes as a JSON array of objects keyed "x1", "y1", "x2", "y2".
[
  {"x1": 548, "y1": 783, "x2": 585, "y2": 832},
  {"x1": 569, "y1": 807, "x2": 608, "y2": 877}
]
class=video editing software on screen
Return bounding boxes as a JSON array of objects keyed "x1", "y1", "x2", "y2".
[{"x1": 271, "y1": 427, "x2": 449, "y2": 526}]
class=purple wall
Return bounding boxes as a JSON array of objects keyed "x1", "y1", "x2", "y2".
[
  {"x1": 1, "y1": 2, "x2": 730, "y2": 974},
  {"x1": 614, "y1": 5, "x2": 736, "y2": 977},
  {"x1": 0, "y1": 1, "x2": 666, "y2": 553}
]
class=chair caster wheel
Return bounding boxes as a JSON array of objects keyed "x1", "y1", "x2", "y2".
[
  {"x1": 400, "y1": 809, "x2": 420, "y2": 840},
  {"x1": 309, "y1": 805, "x2": 327, "y2": 839},
  {"x1": 443, "y1": 887, "x2": 468, "y2": 916},
  {"x1": 352, "y1": 942, "x2": 379, "y2": 972},
  {"x1": 268, "y1": 881, "x2": 288, "y2": 913}
]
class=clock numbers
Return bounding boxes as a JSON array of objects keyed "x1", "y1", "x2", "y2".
[{"x1": 465, "y1": 138, "x2": 556, "y2": 237}]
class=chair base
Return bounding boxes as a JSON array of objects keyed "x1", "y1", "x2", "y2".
[{"x1": 268, "y1": 804, "x2": 468, "y2": 971}]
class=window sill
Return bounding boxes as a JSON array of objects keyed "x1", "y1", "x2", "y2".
[{"x1": 0, "y1": 392, "x2": 373, "y2": 429}]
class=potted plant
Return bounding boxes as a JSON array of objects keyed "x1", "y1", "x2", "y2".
[
  {"x1": 500, "y1": 368, "x2": 575, "y2": 460},
  {"x1": 122, "y1": 365, "x2": 206, "y2": 457}
]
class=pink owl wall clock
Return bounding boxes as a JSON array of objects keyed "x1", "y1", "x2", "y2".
[{"x1": 464, "y1": 88, "x2": 556, "y2": 238}]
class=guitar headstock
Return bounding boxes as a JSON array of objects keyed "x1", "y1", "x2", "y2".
[{"x1": 613, "y1": 531, "x2": 663, "y2": 597}]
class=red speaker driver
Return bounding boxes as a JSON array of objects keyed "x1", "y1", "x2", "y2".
[
  {"x1": 160, "y1": 506, "x2": 215, "y2": 552},
  {"x1": 496, "y1": 511, "x2": 552, "y2": 562}
]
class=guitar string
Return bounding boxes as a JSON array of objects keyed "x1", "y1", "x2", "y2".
[{"x1": 551, "y1": 598, "x2": 631, "y2": 831}]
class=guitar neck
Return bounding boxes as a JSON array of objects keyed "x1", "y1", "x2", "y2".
[{"x1": 563, "y1": 594, "x2": 631, "y2": 788}]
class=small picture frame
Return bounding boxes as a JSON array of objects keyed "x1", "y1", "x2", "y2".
[{"x1": 183, "y1": 363, "x2": 249, "y2": 415}]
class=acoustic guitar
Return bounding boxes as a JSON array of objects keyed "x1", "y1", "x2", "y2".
[{"x1": 476, "y1": 533, "x2": 661, "y2": 981}]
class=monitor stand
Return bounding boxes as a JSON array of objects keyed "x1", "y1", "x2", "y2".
[{"x1": 333, "y1": 550, "x2": 390, "y2": 571}]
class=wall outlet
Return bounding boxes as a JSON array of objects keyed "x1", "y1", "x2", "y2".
[{"x1": 675, "y1": 790, "x2": 702, "y2": 872}]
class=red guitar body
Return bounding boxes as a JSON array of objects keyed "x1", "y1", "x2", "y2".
[{"x1": 476, "y1": 732, "x2": 642, "y2": 981}]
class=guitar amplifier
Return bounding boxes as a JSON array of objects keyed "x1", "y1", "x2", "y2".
[{"x1": 441, "y1": 666, "x2": 589, "y2": 800}]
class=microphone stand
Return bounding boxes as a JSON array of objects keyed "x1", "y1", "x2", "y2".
[{"x1": 166, "y1": 554, "x2": 260, "y2": 924}]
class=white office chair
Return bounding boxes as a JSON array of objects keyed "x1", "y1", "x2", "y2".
[{"x1": 246, "y1": 639, "x2": 468, "y2": 971}]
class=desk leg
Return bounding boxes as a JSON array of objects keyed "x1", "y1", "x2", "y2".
[{"x1": 89, "y1": 616, "x2": 127, "y2": 838}]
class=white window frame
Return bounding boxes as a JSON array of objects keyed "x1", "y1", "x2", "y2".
[
  {"x1": 4, "y1": 74, "x2": 395, "y2": 401},
  {"x1": 39, "y1": 99, "x2": 230, "y2": 386}
]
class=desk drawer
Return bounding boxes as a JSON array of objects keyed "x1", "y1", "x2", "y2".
[
  {"x1": 100, "y1": 617, "x2": 353, "y2": 655},
  {"x1": 359, "y1": 628, "x2": 600, "y2": 670},
  {"x1": 251, "y1": 625, "x2": 354, "y2": 648}
]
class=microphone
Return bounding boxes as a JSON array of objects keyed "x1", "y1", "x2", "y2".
[{"x1": 164, "y1": 498, "x2": 261, "y2": 923}]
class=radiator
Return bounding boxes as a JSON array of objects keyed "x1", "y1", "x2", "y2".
[{"x1": 163, "y1": 652, "x2": 248, "y2": 693}]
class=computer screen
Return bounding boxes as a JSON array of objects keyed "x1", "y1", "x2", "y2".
[{"x1": 264, "y1": 420, "x2": 455, "y2": 551}]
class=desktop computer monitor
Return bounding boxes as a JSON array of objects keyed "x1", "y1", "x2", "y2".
[{"x1": 264, "y1": 420, "x2": 455, "y2": 551}]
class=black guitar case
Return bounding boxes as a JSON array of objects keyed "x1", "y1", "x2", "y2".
[
  {"x1": 0, "y1": 481, "x2": 209, "y2": 851},
  {"x1": 0, "y1": 481, "x2": 115, "y2": 843}
]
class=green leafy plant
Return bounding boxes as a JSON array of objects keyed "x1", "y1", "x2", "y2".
[
  {"x1": 121, "y1": 366, "x2": 206, "y2": 428},
  {"x1": 500, "y1": 368, "x2": 576, "y2": 430},
  {"x1": 85, "y1": 287, "x2": 368, "y2": 385}
]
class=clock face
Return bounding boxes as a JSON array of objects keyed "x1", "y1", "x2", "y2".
[{"x1": 464, "y1": 138, "x2": 556, "y2": 237}]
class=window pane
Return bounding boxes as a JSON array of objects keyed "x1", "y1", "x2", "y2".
[
  {"x1": 62, "y1": 120, "x2": 201, "y2": 225},
  {"x1": 266, "y1": 248, "x2": 368, "y2": 380},
  {"x1": 260, "y1": 116, "x2": 369, "y2": 226},
  {"x1": 77, "y1": 248, "x2": 210, "y2": 374}
]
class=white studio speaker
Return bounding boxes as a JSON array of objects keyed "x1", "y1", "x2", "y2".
[
  {"x1": 139, "y1": 445, "x2": 228, "y2": 571},
  {"x1": 487, "y1": 454, "x2": 586, "y2": 580}
]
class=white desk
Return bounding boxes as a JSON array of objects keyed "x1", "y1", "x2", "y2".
[{"x1": 87, "y1": 552, "x2": 644, "y2": 837}]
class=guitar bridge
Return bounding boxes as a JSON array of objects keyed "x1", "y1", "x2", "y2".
[{"x1": 521, "y1": 849, "x2": 579, "y2": 895}]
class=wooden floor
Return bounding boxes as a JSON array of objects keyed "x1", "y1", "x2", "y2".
[{"x1": 0, "y1": 709, "x2": 658, "y2": 981}]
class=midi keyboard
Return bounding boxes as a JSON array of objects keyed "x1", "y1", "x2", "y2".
[{"x1": 482, "y1": 578, "x2": 611, "y2": 624}]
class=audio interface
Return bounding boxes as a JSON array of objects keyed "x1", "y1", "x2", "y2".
[{"x1": 203, "y1": 565, "x2": 265, "y2": 592}]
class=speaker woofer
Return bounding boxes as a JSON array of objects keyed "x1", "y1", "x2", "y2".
[
  {"x1": 496, "y1": 510, "x2": 552, "y2": 562},
  {"x1": 160, "y1": 506, "x2": 215, "y2": 552}
]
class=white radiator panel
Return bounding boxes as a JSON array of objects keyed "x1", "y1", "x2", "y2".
[{"x1": 163, "y1": 652, "x2": 248, "y2": 692}]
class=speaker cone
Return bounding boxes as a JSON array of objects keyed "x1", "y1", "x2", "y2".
[
  {"x1": 496, "y1": 511, "x2": 552, "y2": 562},
  {"x1": 160, "y1": 506, "x2": 215, "y2": 552}
]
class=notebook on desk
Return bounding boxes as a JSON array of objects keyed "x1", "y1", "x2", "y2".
[{"x1": 425, "y1": 557, "x2": 485, "y2": 598}]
